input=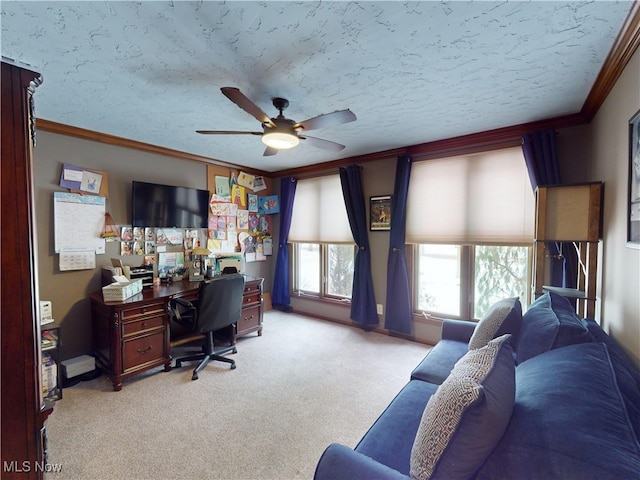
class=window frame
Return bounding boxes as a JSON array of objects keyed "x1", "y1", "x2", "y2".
[
  {"x1": 292, "y1": 241, "x2": 356, "y2": 303},
  {"x1": 410, "y1": 243, "x2": 531, "y2": 321}
]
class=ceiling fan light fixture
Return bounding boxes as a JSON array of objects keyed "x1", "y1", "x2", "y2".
[{"x1": 262, "y1": 131, "x2": 299, "y2": 150}]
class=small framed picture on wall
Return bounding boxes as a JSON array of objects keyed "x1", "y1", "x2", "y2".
[
  {"x1": 628, "y1": 108, "x2": 640, "y2": 248},
  {"x1": 370, "y1": 195, "x2": 392, "y2": 231}
]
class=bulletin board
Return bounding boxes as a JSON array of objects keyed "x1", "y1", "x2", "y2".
[
  {"x1": 59, "y1": 163, "x2": 109, "y2": 197},
  {"x1": 53, "y1": 192, "x2": 106, "y2": 254},
  {"x1": 206, "y1": 165, "x2": 275, "y2": 260}
]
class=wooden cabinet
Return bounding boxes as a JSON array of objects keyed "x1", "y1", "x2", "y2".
[
  {"x1": 1, "y1": 59, "x2": 50, "y2": 478},
  {"x1": 90, "y1": 296, "x2": 172, "y2": 392},
  {"x1": 533, "y1": 183, "x2": 603, "y2": 318},
  {"x1": 235, "y1": 278, "x2": 264, "y2": 341}
]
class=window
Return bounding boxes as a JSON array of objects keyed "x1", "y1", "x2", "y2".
[
  {"x1": 414, "y1": 244, "x2": 530, "y2": 319},
  {"x1": 294, "y1": 243, "x2": 356, "y2": 299},
  {"x1": 408, "y1": 147, "x2": 534, "y2": 319},
  {"x1": 289, "y1": 175, "x2": 355, "y2": 301},
  {"x1": 416, "y1": 244, "x2": 463, "y2": 316}
]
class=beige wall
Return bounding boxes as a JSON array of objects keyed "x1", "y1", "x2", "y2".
[
  {"x1": 590, "y1": 48, "x2": 640, "y2": 366},
  {"x1": 33, "y1": 132, "x2": 272, "y2": 360}
]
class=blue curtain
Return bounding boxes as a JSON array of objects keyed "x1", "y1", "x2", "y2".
[
  {"x1": 339, "y1": 166, "x2": 378, "y2": 327},
  {"x1": 271, "y1": 177, "x2": 297, "y2": 311},
  {"x1": 522, "y1": 130, "x2": 577, "y2": 289},
  {"x1": 384, "y1": 155, "x2": 413, "y2": 334}
]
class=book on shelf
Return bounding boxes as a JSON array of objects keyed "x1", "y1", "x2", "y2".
[
  {"x1": 41, "y1": 330, "x2": 58, "y2": 350},
  {"x1": 41, "y1": 351, "x2": 58, "y2": 398}
]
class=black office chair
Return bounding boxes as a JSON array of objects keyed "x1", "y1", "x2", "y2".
[{"x1": 169, "y1": 274, "x2": 245, "y2": 380}]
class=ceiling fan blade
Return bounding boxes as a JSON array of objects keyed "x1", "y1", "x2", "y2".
[
  {"x1": 300, "y1": 135, "x2": 346, "y2": 152},
  {"x1": 293, "y1": 109, "x2": 356, "y2": 131},
  {"x1": 263, "y1": 147, "x2": 278, "y2": 156},
  {"x1": 221, "y1": 87, "x2": 276, "y2": 128},
  {"x1": 196, "y1": 130, "x2": 262, "y2": 135}
]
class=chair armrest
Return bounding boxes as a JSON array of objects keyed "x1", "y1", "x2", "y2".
[
  {"x1": 314, "y1": 444, "x2": 409, "y2": 480},
  {"x1": 441, "y1": 318, "x2": 476, "y2": 343},
  {"x1": 172, "y1": 297, "x2": 195, "y2": 310},
  {"x1": 169, "y1": 298, "x2": 197, "y2": 329}
]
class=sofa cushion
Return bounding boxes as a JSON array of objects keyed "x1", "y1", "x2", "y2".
[
  {"x1": 476, "y1": 342, "x2": 640, "y2": 480},
  {"x1": 468, "y1": 297, "x2": 522, "y2": 350},
  {"x1": 355, "y1": 379, "x2": 439, "y2": 476},
  {"x1": 516, "y1": 292, "x2": 592, "y2": 363},
  {"x1": 410, "y1": 334, "x2": 515, "y2": 480},
  {"x1": 582, "y1": 318, "x2": 640, "y2": 445},
  {"x1": 410, "y1": 339, "x2": 469, "y2": 384}
]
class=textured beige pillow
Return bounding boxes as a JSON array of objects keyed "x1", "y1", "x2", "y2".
[
  {"x1": 468, "y1": 297, "x2": 521, "y2": 350},
  {"x1": 410, "y1": 334, "x2": 515, "y2": 480}
]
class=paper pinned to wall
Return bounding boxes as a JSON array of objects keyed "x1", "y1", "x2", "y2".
[
  {"x1": 54, "y1": 192, "x2": 106, "y2": 254},
  {"x1": 59, "y1": 248, "x2": 96, "y2": 271}
]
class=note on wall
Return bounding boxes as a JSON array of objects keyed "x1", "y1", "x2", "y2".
[
  {"x1": 59, "y1": 248, "x2": 96, "y2": 271},
  {"x1": 53, "y1": 192, "x2": 106, "y2": 254}
]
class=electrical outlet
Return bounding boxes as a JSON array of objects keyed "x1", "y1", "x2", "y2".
[{"x1": 376, "y1": 304, "x2": 383, "y2": 315}]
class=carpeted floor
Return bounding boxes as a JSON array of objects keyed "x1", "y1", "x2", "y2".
[{"x1": 46, "y1": 311, "x2": 431, "y2": 479}]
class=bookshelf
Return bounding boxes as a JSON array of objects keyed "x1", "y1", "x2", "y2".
[{"x1": 41, "y1": 324, "x2": 62, "y2": 401}]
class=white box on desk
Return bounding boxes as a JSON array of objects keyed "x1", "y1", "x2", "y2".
[
  {"x1": 61, "y1": 355, "x2": 95, "y2": 379},
  {"x1": 102, "y1": 278, "x2": 142, "y2": 301}
]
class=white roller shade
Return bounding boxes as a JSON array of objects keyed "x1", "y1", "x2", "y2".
[
  {"x1": 406, "y1": 147, "x2": 534, "y2": 244},
  {"x1": 289, "y1": 175, "x2": 353, "y2": 243}
]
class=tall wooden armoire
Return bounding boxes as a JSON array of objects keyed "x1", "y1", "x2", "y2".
[{"x1": 1, "y1": 58, "x2": 51, "y2": 479}]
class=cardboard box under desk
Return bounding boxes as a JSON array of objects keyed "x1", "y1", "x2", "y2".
[{"x1": 61, "y1": 355, "x2": 95, "y2": 379}]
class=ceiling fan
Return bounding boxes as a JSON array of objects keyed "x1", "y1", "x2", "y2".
[{"x1": 197, "y1": 87, "x2": 357, "y2": 156}]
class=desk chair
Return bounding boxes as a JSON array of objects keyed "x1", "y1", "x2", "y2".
[{"x1": 169, "y1": 274, "x2": 245, "y2": 380}]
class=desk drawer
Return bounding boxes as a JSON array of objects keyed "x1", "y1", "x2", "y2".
[
  {"x1": 242, "y1": 293, "x2": 261, "y2": 306},
  {"x1": 237, "y1": 305, "x2": 260, "y2": 334},
  {"x1": 123, "y1": 331, "x2": 165, "y2": 371},
  {"x1": 122, "y1": 315, "x2": 165, "y2": 336},
  {"x1": 120, "y1": 303, "x2": 165, "y2": 320},
  {"x1": 244, "y1": 282, "x2": 262, "y2": 296}
]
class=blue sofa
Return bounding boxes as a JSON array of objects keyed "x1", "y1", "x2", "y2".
[{"x1": 315, "y1": 293, "x2": 640, "y2": 480}]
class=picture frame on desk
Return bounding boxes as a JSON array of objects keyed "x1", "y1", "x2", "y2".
[{"x1": 628, "y1": 108, "x2": 640, "y2": 248}]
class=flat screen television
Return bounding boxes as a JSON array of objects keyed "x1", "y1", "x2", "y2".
[{"x1": 132, "y1": 181, "x2": 210, "y2": 228}]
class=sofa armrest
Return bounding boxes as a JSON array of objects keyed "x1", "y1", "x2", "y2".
[
  {"x1": 314, "y1": 443, "x2": 409, "y2": 480},
  {"x1": 441, "y1": 318, "x2": 476, "y2": 343}
]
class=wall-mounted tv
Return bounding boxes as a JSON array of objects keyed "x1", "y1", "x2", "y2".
[{"x1": 132, "y1": 180, "x2": 210, "y2": 228}]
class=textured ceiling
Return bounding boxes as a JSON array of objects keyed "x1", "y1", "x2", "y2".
[{"x1": 1, "y1": 1, "x2": 634, "y2": 172}]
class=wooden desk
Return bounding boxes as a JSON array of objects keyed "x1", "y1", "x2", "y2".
[{"x1": 89, "y1": 277, "x2": 263, "y2": 391}]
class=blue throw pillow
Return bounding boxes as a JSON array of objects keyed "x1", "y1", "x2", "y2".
[
  {"x1": 468, "y1": 297, "x2": 522, "y2": 350},
  {"x1": 516, "y1": 292, "x2": 592, "y2": 364},
  {"x1": 410, "y1": 334, "x2": 515, "y2": 480}
]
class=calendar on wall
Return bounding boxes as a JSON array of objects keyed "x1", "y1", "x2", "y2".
[{"x1": 53, "y1": 192, "x2": 106, "y2": 255}]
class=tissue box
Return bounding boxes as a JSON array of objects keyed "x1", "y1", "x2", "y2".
[
  {"x1": 102, "y1": 278, "x2": 143, "y2": 301},
  {"x1": 61, "y1": 355, "x2": 95, "y2": 379}
]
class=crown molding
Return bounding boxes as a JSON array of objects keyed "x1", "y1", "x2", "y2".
[
  {"x1": 35, "y1": 119, "x2": 274, "y2": 177},
  {"x1": 581, "y1": 2, "x2": 640, "y2": 120}
]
